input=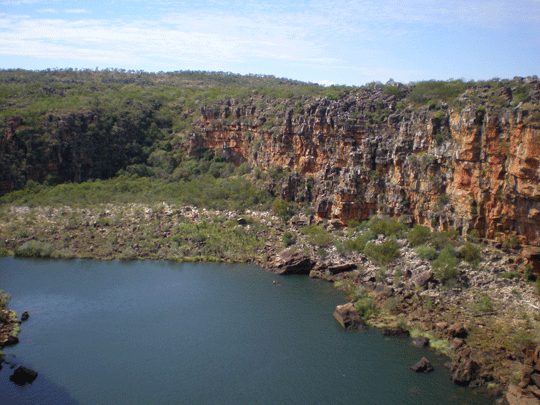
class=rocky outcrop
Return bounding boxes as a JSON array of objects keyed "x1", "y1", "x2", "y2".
[
  {"x1": 380, "y1": 327, "x2": 410, "y2": 337},
  {"x1": 333, "y1": 302, "x2": 366, "y2": 331},
  {"x1": 188, "y1": 77, "x2": 540, "y2": 252},
  {"x1": 269, "y1": 248, "x2": 314, "y2": 275},
  {"x1": 410, "y1": 357, "x2": 434, "y2": 373}
]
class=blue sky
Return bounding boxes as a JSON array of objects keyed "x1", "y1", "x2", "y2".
[{"x1": 0, "y1": 0, "x2": 539, "y2": 86}]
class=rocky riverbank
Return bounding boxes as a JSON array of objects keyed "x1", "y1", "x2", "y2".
[
  {"x1": 2, "y1": 203, "x2": 540, "y2": 403},
  {"x1": 0, "y1": 308, "x2": 20, "y2": 350}
]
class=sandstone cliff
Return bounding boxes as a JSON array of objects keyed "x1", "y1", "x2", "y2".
[{"x1": 189, "y1": 78, "x2": 540, "y2": 249}]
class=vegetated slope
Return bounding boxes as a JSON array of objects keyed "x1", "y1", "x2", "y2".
[{"x1": 1, "y1": 69, "x2": 540, "y2": 251}]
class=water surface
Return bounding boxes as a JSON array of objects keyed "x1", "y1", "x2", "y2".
[{"x1": 0, "y1": 258, "x2": 491, "y2": 404}]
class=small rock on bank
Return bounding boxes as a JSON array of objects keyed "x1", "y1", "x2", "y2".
[{"x1": 410, "y1": 357, "x2": 434, "y2": 373}]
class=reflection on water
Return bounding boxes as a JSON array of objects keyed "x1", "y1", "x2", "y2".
[{"x1": 0, "y1": 257, "x2": 491, "y2": 405}]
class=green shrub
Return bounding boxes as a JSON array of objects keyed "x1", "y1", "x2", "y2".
[
  {"x1": 503, "y1": 236, "x2": 520, "y2": 249},
  {"x1": 14, "y1": 241, "x2": 54, "y2": 258},
  {"x1": 364, "y1": 239, "x2": 401, "y2": 264},
  {"x1": 383, "y1": 297, "x2": 400, "y2": 312},
  {"x1": 525, "y1": 264, "x2": 537, "y2": 282},
  {"x1": 301, "y1": 225, "x2": 333, "y2": 247},
  {"x1": 466, "y1": 229, "x2": 480, "y2": 243},
  {"x1": 0, "y1": 290, "x2": 11, "y2": 308},
  {"x1": 415, "y1": 244, "x2": 438, "y2": 261},
  {"x1": 282, "y1": 232, "x2": 296, "y2": 247},
  {"x1": 344, "y1": 231, "x2": 375, "y2": 252},
  {"x1": 432, "y1": 245, "x2": 459, "y2": 283},
  {"x1": 375, "y1": 267, "x2": 387, "y2": 282},
  {"x1": 317, "y1": 248, "x2": 328, "y2": 258},
  {"x1": 430, "y1": 230, "x2": 458, "y2": 250},
  {"x1": 461, "y1": 242, "x2": 482, "y2": 265},
  {"x1": 369, "y1": 217, "x2": 406, "y2": 238},
  {"x1": 407, "y1": 224, "x2": 431, "y2": 247},
  {"x1": 500, "y1": 272, "x2": 522, "y2": 280},
  {"x1": 354, "y1": 297, "x2": 379, "y2": 320},
  {"x1": 271, "y1": 198, "x2": 294, "y2": 222},
  {"x1": 475, "y1": 294, "x2": 493, "y2": 313}
]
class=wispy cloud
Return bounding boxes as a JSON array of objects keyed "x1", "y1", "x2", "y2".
[
  {"x1": 0, "y1": 11, "x2": 341, "y2": 69},
  {"x1": 1, "y1": 0, "x2": 43, "y2": 5},
  {"x1": 0, "y1": 0, "x2": 538, "y2": 84},
  {"x1": 65, "y1": 9, "x2": 89, "y2": 14}
]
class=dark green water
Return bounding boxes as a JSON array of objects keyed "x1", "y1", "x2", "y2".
[{"x1": 0, "y1": 257, "x2": 491, "y2": 404}]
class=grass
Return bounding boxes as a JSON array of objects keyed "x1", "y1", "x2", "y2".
[
  {"x1": 409, "y1": 328, "x2": 452, "y2": 356},
  {"x1": 0, "y1": 204, "x2": 271, "y2": 263}
]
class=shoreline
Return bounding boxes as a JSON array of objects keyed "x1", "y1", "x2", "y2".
[{"x1": 2, "y1": 203, "x2": 540, "y2": 403}]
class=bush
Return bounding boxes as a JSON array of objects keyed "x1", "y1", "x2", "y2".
[
  {"x1": 364, "y1": 239, "x2": 401, "y2": 264},
  {"x1": 369, "y1": 217, "x2": 406, "y2": 238},
  {"x1": 503, "y1": 236, "x2": 520, "y2": 249},
  {"x1": 282, "y1": 232, "x2": 296, "y2": 247},
  {"x1": 460, "y1": 242, "x2": 482, "y2": 265},
  {"x1": 354, "y1": 297, "x2": 379, "y2": 320},
  {"x1": 14, "y1": 241, "x2": 54, "y2": 258},
  {"x1": 383, "y1": 297, "x2": 400, "y2": 313},
  {"x1": 301, "y1": 225, "x2": 333, "y2": 247},
  {"x1": 344, "y1": 231, "x2": 375, "y2": 252},
  {"x1": 432, "y1": 245, "x2": 459, "y2": 284},
  {"x1": 430, "y1": 230, "x2": 458, "y2": 250},
  {"x1": 0, "y1": 290, "x2": 11, "y2": 308},
  {"x1": 272, "y1": 198, "x2": 294, "y2": 222},
  {"x1": 407, "y1": 224, "x2": 431, "y2": 247},
  {"x1": 475, "y1": 294, "x2": 493, "y2": 313},
  {"x1": 415, "y1": 244, "x2": 438, "y2": 261}
]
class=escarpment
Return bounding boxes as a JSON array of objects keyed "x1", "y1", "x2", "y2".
[
  {"x1": 189, "y1": 78, "x2": 540, "y2": 250},
  {"x1": 1, "y1": 71, "x2": 540, "y2": 251}
]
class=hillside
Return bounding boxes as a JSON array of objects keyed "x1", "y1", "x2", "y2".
[{"x1": 2, "y1": 70, "x2": 540, "y2": 248}]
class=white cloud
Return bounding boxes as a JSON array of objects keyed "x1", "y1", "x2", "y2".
[
  {"x1": 316, "y1": 80, "x2": 335, "y2": 86},
  {"x1": 65, "y1": 9, "x2": 89, "y2": 14},
  {"x1": 0, "y1": 11, "x2": 342, "y2": 69},
  {"x1": 1, "y1": 0, "x2": 43, "y2": 5}
]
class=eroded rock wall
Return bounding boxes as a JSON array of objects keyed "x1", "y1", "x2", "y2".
[{"x1": 190, "y1": 83, "x2": 540, "y2": 246}]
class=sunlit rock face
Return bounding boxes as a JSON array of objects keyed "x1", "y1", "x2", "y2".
[{"x1": 191, "y1": 80, "x2": 540, "y2": 246}]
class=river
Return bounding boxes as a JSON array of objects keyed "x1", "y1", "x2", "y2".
[{"x1": 0, "y1": 257, "x2": 491, "y2": 404}]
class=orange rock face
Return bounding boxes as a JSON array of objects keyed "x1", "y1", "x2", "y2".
[{"x1": 192, "y1": 96, "x2": 540, "y2": 246}]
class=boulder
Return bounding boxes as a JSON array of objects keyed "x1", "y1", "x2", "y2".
[
  {"x1": 272, "y1": 249, "x2": 315, "y2": 275},
  {"x1": 506, "y1": 384, "x2": 540, "y2": 405},
  {"x1": 412, "y1": 336, "x2": 429, "y2": 348},
  {"x1": 410, "y1": 357, "x2": 434, "y2": 373},
  {"x1": 530, "y1": 373, "x2": 540, "y2": 388},
  {"x1": 373, "y1": 284, "x2": 393, "y2": 298},
  {"x1": 448, "y1": 322, "x2": 468, "y2": 338},
  {"x1": 21, "y1": 311, "x2": 29, "y2": 322},
  {"x1": 9, "y1": 366, "x2": 38, "y2": 385},
  {"x1": 452, "y1": 359, "x2": 480, "y2": 386},
  {"x1": 333, "y1": 303, "x2": 366, "y2": 331},
  {"x1": 327, "y1": 263, "x2": 357, "y2": 275},
  {"x1": 237, "y1": 218, "x2": 247, "y2": 226},
  {"x1": 412, "y1": 270, "x2": 433, "y2": 287},
  {"x1": 381, "y1": 328, "x2": 410, "y2": 337}
]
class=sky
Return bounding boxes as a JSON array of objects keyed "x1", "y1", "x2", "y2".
[{"x1": 0, "y1": 0, "x2": 539, "y2": 86}]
